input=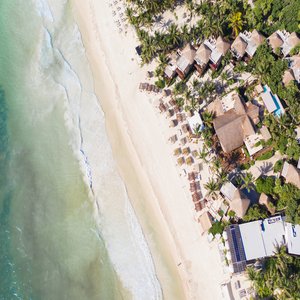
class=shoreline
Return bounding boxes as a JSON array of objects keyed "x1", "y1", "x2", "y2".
[{"x1": 71, "y1": 0, "x2": 224, "y2": 299}]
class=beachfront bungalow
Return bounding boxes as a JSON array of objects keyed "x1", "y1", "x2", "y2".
[
  {"x1": 260, "y1": 85, "x2": 285, "y2": 117},
  {"x1": 175, "y1": 43, "x2": 196, "y2": 80},
  {"x1": 211, "y1": 92, "x2": 260, "y2": 153},
  {"x1": 231, "y1": 30, "x2": 265, "y2": 60},
  {"x1": 194, "y1": 43, "x2": 211, "y2": 75},
  {"x1": 283, "y1": 55, "x2": 300, "y2": 86},
  {"x1": 194, "y1": 36, "x2": 230, "y2": 75},
  {"x1": 220, "y1": 181, "x2": 250, "y2": 219},
  {"x1": 281, "y1": 161, "x2": 300, "y2": 189},
  {"x1": 267, "y1": 30, "x2": 300, "y2": 57},
  {"x1": 204, "y1": 36, "x2": 231, "y2": 69}
]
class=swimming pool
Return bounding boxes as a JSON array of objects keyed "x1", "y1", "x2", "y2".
[{"x1": 263, "y1": 85, "x2": 285, "y2": 117}]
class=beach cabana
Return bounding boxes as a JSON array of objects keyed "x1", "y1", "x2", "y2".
[
  {"x1": 192, "y1": 150, "x2": 199, "y2": 158},
  {"x1": 231, "y1": 36, "x2": 247, "y2": 60}
]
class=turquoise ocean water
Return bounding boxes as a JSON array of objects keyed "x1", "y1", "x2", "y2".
[{"x1": 0, "y1": 1, "x2": 162, "y2": 299}]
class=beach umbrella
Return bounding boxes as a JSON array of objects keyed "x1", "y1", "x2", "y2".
[
  {"x1": 167, "y1": 109, "x2": 174, "y2": 117},
  {"x1": 186, "y1": 156, "x2": 194, "y2": 165},
  {"x1": 158, "y1": 102, "x2": 166, "y2": 113},
  {"x1": 192, "y1": 150, "x2": 199, "y2": 158},
  {"x1": 180, "y1": 137, "x2": 187, "y2": 145},
  {"x1": 173, "y1": 148, "x2": 182, "y2": 156},
  {"x1": 177, "y1": 157, "x2": 185, "y2": 166},
  {"x1": 169, "y1": 135, "x2": 177, "y2": 143},
  {"x1": 170, "y1": 119, "x2": 178, "y2": 127},
  {"x1": 182, "y1": 147, "x2": 190, "y2": 155}
]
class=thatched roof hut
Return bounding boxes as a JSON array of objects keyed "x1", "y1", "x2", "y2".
[
  {"x1": 281, "y1": 161, "x2": 300, "y2": 189},
  {"x1": 231, "y1": 36, "x2": 247, "y2": 58},
  {"x1": 259, "y1": 193, "x2": 275, "y2": 214},
  {"x1": 268, "y1": 32, "x2": 284, "y2": 51},
  {"x1": 216, "y1": 36, "x2": 231, "y2": 55},
  {"x1": 283, "y1": 69, "x2": 295, "y2": 86},
  {"x1": 188, "y1": 172, "x2": 195, "y2": 181}
]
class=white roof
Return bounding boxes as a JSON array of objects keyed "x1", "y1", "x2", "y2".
[
  {"x1": 187, "y1": 112, "x2": 204, "y2": 133},
  {"x1": 239, "y1": 216, "x2": 285, "y2": 261},
  {"x1": 244, "y1": 133, "x2": 263, "y2": 156},
  {"x1": 239, "y1": 221, "x2": 266, "y2": 260},
  {"x1": 261, "y1": 89, "x2": 277, "y2": 112},
  {"x1": 285, "y1": 222, "x2": 300, "y2": 255},
  {"x1": 220, "y1": 181, "x2": 237, "y2": 201},
  {"x1": 204, "y1": 39, "x2": 222, "y2": 64}
]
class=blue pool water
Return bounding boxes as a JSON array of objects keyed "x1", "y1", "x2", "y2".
[{"x1": 263, "y1": 85, "x2": 284, "y2": 117}]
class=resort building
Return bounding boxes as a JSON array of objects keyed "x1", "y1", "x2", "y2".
[
  {"x1": 226, "y1": 216, "x2": 300, "y2": 273},
  {"x1": 267, "y1": 30, "x2": 300, "y2": 57},
  {"x1": 220, "y1": 181, "x2": 250, "y2": 218},
  {"x1": 283, "y1": 55, "x2": 300, "y2": 86},
  {"x1": 260, "y1": 85, "x2": 285, "y2": 117},
  {"x1": 226, "y1": 216, "x2": 286, "y2": 273},
  {"x1": 175, "y1": 43, "x2": 196, "y2": 79},
  {"x1": 211, "y1": 92, "x2": 260, "y2": 153},
  {"x1": 194, "y1": 43, "x2": 211, "y2": 75},
  {"x1": 281, "y1": 161, "x2": 300, "y2": 189},
  {"x1": 194, "y1": 36, "x2": 230, "y2": 75},
  {"x1": 231, "y1": 30, "x2": 265, "y2": 60}
]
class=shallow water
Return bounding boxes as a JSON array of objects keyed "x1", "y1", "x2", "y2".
[{"x1": 0, "y1": 1, "x2": 162, "y2": 299}]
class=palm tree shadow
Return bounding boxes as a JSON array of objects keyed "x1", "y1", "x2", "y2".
[{"x1": 257, "y1": 162, "x2": 273, "y2": 176}]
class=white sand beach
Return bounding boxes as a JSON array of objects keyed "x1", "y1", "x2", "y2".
[{"x1": 71, "y1": 0, "x2": 225, "y2": 299}]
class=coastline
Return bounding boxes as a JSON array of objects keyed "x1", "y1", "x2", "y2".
[{"x1": 71, "y1": 0, "x2": 224, "y2": 299}]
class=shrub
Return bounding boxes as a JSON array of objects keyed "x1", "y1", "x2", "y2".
[
  {"x1": 240, "y1": 163, "x2": 251, "y2": 170},
  {"x1": 155, "y1": 79, "x2": 165, "y2": 89},
  {"x1": 243, "y1": 204, "x2": 269, "y2": 222},
  {"x1": 208, "y1": 221, "x2": 225, "y2": 236},
  {"x1": 256, "y1": 150, "x2": 274, "y2": 161},
  {"x1": 256, "y1": 176, "x2": 275, "y2": 195},
  {"x1": 273, "y1": 159, "x2": 283, "y2": 173}
]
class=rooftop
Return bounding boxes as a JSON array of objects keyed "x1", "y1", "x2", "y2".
[
  {"x1": 187, "y1": 112, "x2": 204, "y2": 133},
  {"x1": 285, "y1": 223, "x2": 300, "y2": 256}
]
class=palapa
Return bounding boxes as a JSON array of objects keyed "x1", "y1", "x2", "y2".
[
  {"x1": 182, "y1": 147, "x2": 191, "y2": 155},
  {"x1": 177, "y1": 157, "x2": 185, "y2": 166},
  {"x1": 186, "y1": 156, "x2": 194, "y2": 165},
  {"x1": 180, "y1": 137, "x2": 187, "y2": 145},
  {"x1": 173, "y1": 148, "x2": 182, "y2": 156}
]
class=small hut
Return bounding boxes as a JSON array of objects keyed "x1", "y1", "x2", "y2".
[
  {"x1": 169, "y1": 98, "x2": 176, "y2": 106},
  {"x1": 182, "y1": 124, "x2": 190, "y2": 133}
]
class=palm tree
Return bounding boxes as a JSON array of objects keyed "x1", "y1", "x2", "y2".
[
  {"x1": 167, "y1": 23, "x2": 181, "y2": 47},
  {"x1": 228, "y1": 12, "x2": 243, "y2": 37},
  {"x1": 202, "y1": 111, "x2": 214, "y2": 128},
  {"x1": 217, "y1": 169, "x2": 228, "y2": 185},
  {"x1": 181, "y1": 24, "x2": 190, "y2": 43},
  {"x1": 204, "y1": 178, "x2": 220, "y2": 198},
  {"x1": 198, "y1": 146, "x2": 209, "y2": 163},
  {"x1": 240, "y1": 172, "x2": 255, "y2": 192}
]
